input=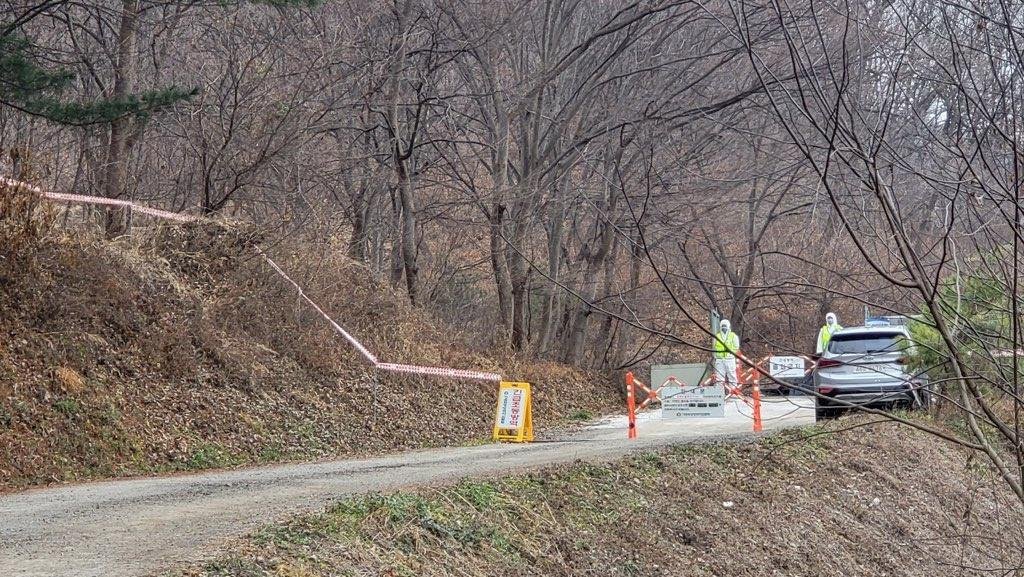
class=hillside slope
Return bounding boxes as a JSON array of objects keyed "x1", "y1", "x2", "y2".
[
  {"x1": 173, "y1": 422, "x2": 1023, "y2": 577},
  {"x1": 0, "y1": 211, "x2": 620, "y2": 489}
]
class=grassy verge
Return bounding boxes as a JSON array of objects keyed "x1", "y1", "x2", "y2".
[{"x1": 170, "y1": 422, "x2": 1022, "y2": 577}]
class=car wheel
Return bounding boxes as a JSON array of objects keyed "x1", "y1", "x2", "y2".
[
  {"x1": 915, "y1": 384, "x2": 933, "y2": 412},
  {"x1": 815, "y1": 406, "x2": 836, "y2": 420}
]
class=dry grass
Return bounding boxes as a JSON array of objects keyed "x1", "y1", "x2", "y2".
[
  {"x1": 0, "y1": 179, "x2": 57, "y2": 258},
  {"x1": 53, "y1": 367, "x2": 86, "y2": 394}
]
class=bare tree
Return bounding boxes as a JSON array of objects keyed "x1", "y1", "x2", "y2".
[{"x1": 723, "y1": 0, "x2": 1024, "y2": 503}]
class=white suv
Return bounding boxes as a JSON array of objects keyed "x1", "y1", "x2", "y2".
[{"x1": 812, "y1": 324, "x2": 931, "y2": 418}]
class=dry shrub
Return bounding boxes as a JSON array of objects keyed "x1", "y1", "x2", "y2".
[
  {"x1": 143, "y1": 221, "x2": 263, "y2": 283},
  {"x1": 273, "y1": 563, "x2": 318, "y2": 577},
  {"x1": 0, "y1": 179, "x2": 57, "y2": 268},
  {"x1": 54, "y1": 367, "x2": 86, "y2": 394}
]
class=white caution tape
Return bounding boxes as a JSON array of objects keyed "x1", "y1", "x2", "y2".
[
  {"x1": 3, "y1": 177, "x2": 502, "y2": 383},
  {"x1": 47, "y1": 191, "x2": 203, "y2": 223},
  {"x1": 254, "y1": 246, "x2": 379, "y2": 366}
]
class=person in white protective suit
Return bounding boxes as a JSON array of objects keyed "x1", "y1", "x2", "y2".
[
  {"x1": 713, "y1": 319, "x2": 740, "y2": 387},
  {"x1": 816, "y1": 312, "x2": 843, "y2": 354}
]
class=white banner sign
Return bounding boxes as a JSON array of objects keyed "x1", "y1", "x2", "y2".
[
  {"x1": 495, "y1": 385, "x2": 528, "y2": 428},
  {"x1": 769, "y1": 356, "x2": 806, "y2": 378},
  {"x1": 661, "y1": 383, "x2": 726, "y2": 418}
]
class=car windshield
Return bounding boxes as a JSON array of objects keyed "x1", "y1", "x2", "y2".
[{"x1": 828, "y1": 332, "x2": 907, "y2": 355}]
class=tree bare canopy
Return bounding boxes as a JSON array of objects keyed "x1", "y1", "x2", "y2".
[
  {"x1": 2, "y1": 0, "x2": 791, "y2": 357},
  {"x1": 4, "y1": 0, "x2": 1024, "y2": 502},
  {"x1": 718, "y1": 0, "x2": 1024, "y2": 504}
]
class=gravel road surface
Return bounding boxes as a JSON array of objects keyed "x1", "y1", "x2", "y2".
[{"x1": 0, "y1": 397, "x2": 814, "y2": 577}]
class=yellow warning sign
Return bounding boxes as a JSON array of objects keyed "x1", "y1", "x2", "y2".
[{"x1": 492, "y1": 381, "x2": 534, "y2": 443}]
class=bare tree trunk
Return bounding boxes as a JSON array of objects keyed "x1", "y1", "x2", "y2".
[
  {"x1": 594, "y1": 239, "x2": 621, "y2": 367},
  {"x1": 385, "y1": 0, "x2": 418, "y2": 304},
  {"x1": 537, "y1": 178, "x2": 567, "y2": 356},
  {"x1": 348, "y1": 117, "x2": 375, "y2": 262},
  {"x1": 102, "y1": 0, "x2": 140, "y2": 239},
  {"x1": 508, "y1": 85, "x2": 546, "y2": 351},
  {"x1": 348, "y1": 183, "x2": 371, "y2": 261},
  {"x1": 489, "y1": 210, "x2": 513, "y2": 332},
  {"x1": 614, "y1": 228, "x2": 643, "y2": 364},
  {"x1": 388, "y1": 187, "x2": 404, "y2": 288},
  {"x1": 508, "y1": 212, "x2": 530, "y2": 351},
  {"x1": 489, "y1": 98, "x2": 513, "y2": 336},
  {"x1": 563, "y1": 149, "x2": 619, "y2": 363},
  {"x1": 396, "y1": 155, "x2": 418, "y2": 304},
  {"x1": 562, "y1": 258, "x2": 600, "y2": 364}
]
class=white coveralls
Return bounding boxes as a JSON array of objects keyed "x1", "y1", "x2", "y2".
[{"x1": 715, "y1": 357, "x2": 737, "y2": 387}]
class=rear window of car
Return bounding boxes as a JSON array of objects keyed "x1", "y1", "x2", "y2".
[{"x1": 828, "y1": 332, "x2": 908, "y2": 354}]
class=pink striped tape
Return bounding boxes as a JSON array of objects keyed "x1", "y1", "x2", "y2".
[
  {"x1": 46, "y1": 191, "x2": 202, "y2": 222},
  {"x1": 253, "y1": 246, "x2": 379, "y2": 365},
  {"x1": 3, "y1": 177, "x2": 503, "y2": 383},
  {"x1": 2, "y1": 177, "x2": 203, "y2": 223},
  {"x1": 1, "y1": 177, "x2": 43, "y2": 194},
  {"x1": 377, "y1": 362, "x2": 501, "y2": 382}
]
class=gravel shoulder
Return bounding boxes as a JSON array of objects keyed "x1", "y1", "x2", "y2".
[{"x1": 0, "y1": 398, "x2": 814, "y2": 577}]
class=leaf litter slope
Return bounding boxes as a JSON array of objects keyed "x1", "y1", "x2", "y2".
[{"x1": 0, "y1": 222, "x2": 619, "y2": 490}]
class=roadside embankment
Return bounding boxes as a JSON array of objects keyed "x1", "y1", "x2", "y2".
[
  {"x1": 0, "y1": 217, "x2": 620, "y2": 490},
  {"x1": 173, "y1": 421, "x2": 1022, "y2": 577}
]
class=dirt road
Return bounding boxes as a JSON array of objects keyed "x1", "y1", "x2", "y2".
[{"x1": 0, "y1": 398, "x2": 813, "y2": 577}]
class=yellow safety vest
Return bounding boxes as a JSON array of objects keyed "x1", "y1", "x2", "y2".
[
  {"x1": 713, "y1": 331, "x2": 739, "y2": 359},
  {"x1": 817, "y1": 324, "x2": 842, "y2": 352}
]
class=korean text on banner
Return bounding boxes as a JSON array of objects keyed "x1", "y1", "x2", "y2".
[
  {"x1": 768, "y1": 356, "x2": 806, "y2": 379},
  {"x1": 492, "y1": 382, "x2": 534, "y2": 443}
]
